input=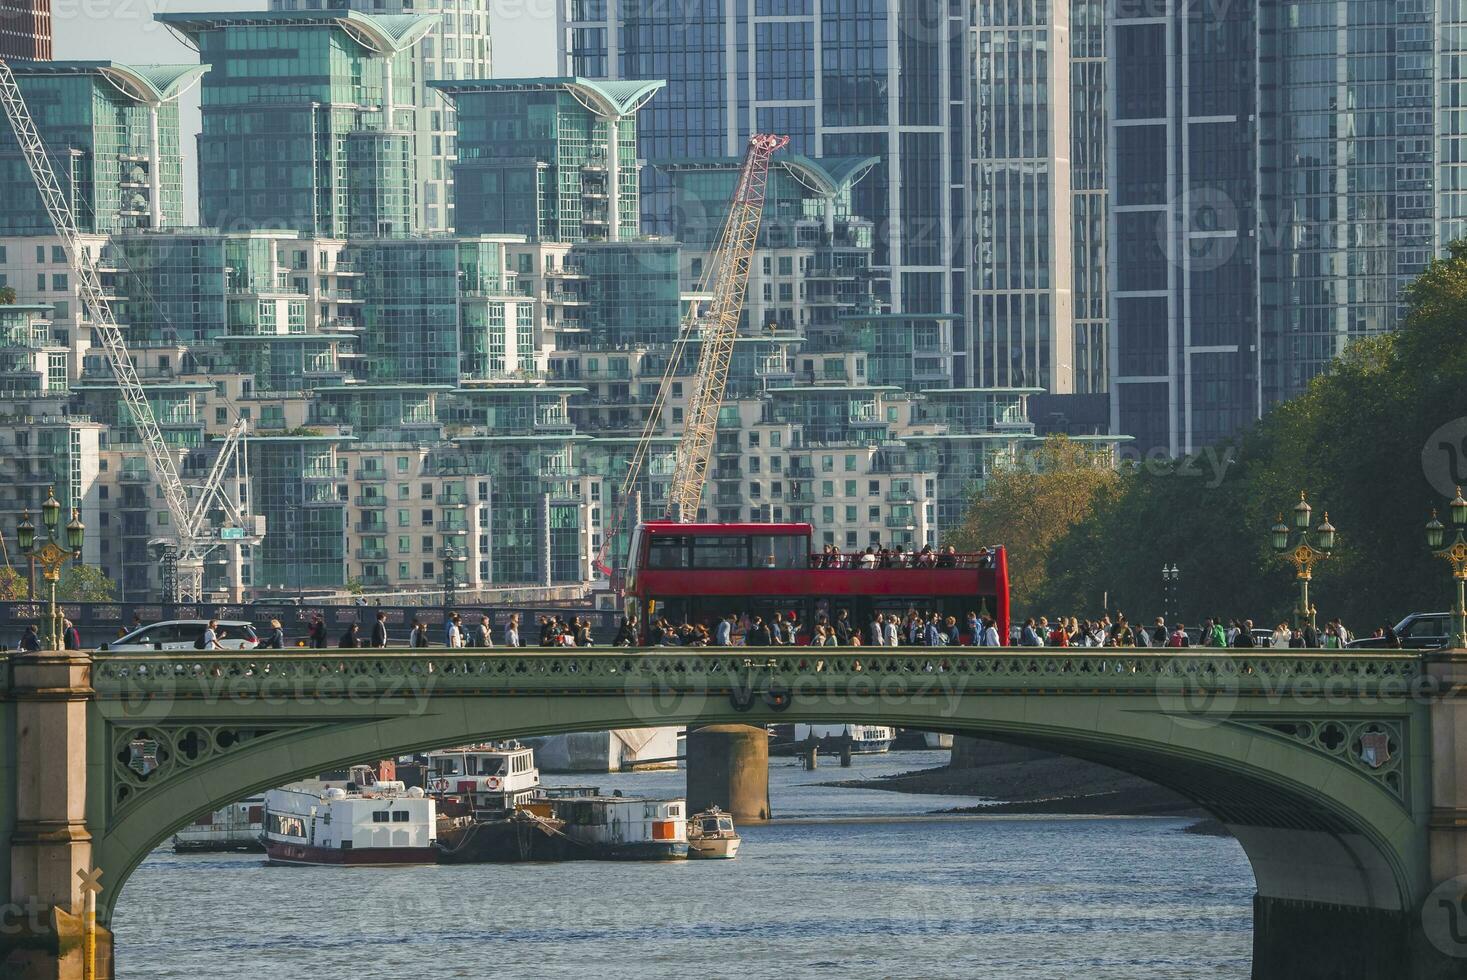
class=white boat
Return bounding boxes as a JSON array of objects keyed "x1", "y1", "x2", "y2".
[
  {"x1": 793, "y1": 724, "x2": 895, "y2": 754},
  {"x1": 262, "y1": 765, "x2": 437, "y2": 866},
  {"x1": 172, "y1": 796, "x2": 265, "y2": 853},
  {"x1": 537, "y1": 788, "x2": 688, "y2": 860},
  {"x1": 687, "y1": 806, "x2": 740, "y2": 859}
]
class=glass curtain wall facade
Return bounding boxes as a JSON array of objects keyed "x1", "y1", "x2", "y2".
[
  {"x1": 0, "y1": 63, "x2": 199, "y2": 236},
  {"x1": 1071, "y1": 0, "x2": 1107, "y2": 395},
  {"x1": 971, "y1": 0, "x2": 1074, "y2": 394},
  {"x1": 269, "y1": 0, "x2": 494, "y2": 233},
  {"x1": 561, "y1": 0, "x2": 969, "y2": 374},
  {"x1": 0, "y1": 0, "x2": 50, "y2": 60},
  {"x1": 435, "y1": 78, "x2": 661, "y2": 242},
  {"x1": 1257, "y1": 0, "x2": 1438, "y2": 406},
  {"x1": 1108, "y1": 0, "x2": 1258, "y2": 456},
  {"x1": 160, "y1": 11, "x2": 436, "y2": 238}
]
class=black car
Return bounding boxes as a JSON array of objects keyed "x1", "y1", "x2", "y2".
[{"x1": 1347, "y1": 613, "x2": 1453, "y2": 650}]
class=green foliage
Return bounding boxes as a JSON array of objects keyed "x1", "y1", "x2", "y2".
[
  {"x1": 1026, "y1": 241, "x2": 1467, "y2": 630},
  {"x1": 345, "y1": 576, "x2": 365, "y2": 596},
  {"x1": 950, "y1": 436, "x2": 1119, "y2": 611},
  {"x1": 0, "y1": 285, "x2": 15, "y2": 305},
  {"x1": 56, "y1": 565, "x2": 116, "y2": 602},
  {"x1": 0, "y1": 566, "x2": 28, "y2": 600}
]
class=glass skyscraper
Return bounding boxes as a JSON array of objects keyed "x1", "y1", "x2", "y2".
[
  {"x1": 0, "y1": 0, "x2": 49, "y2": 60},
  {"x1": 1109, "y1": 0, "x2": 1465, "y2": 456},
  {"x1": 269, "y1": 0, "x2": 495, "y2": 233},
  {"x1": 432, "y1": 77, "x2": 663, "y2": 242},
  {"x1": 1108, "y1": 0, "x2": 1259, "y2": 456},
  {"x1": 0, "y1": 62, "x2": 204, "y2": 236},
  {"x1": 157, "y1": 10, "x2": 438, "y2": 238},
  {"x1": 559, "y1": 0, "x2": 970, "y2": 373}
]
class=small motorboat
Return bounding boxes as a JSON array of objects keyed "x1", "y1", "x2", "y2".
[{"x1": 686, "y1": 806, "x2": 740, "y2": 860}]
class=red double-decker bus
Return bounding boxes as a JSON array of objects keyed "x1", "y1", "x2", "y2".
[{"x1": 625, "y1": 521, "x2": 1010, "y2": 645}]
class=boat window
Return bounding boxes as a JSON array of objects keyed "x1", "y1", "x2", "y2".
[
  {"x1": 646, "y1": 535, "x2": 690, "y2": 568},
  {"x1": 432, "y1": 756, "x2": 465, "y2": 776},
  {"x1": 392, "y1": 810, "x2": 411, "y2": 822},
  {"x1": 268, "y1": 814, "x2": 305, "y2": 838},
  {"x1": 701, "y1": 819, "x2": 719, "y2": 833},
  {"x1": 718, "y1": 818, "x2": 733, "y2": 831},
  {"x1": 371, "y1": 810, "x2": 390, "y2": 822}
]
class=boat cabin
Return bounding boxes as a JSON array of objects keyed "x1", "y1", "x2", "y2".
[{"x1": 425, "y1": 742, "x2": 540, "y2": 817}]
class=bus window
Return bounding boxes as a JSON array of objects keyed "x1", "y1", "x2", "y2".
[
  {"x1": 647, "y1": 535, "x2": 690, "y2": 568},
  {"x1": 691, "y1": 536, "x2": 749, "y2": 568},
  {"x1": 758, "y1": 534, "x2": 806, "y2": 569}
]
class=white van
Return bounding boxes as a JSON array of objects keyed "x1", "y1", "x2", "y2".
[{"x1": 100, "y1": 620, "x2": 259, "y2": 652}]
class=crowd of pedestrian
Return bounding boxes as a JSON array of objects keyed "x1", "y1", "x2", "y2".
[
  {"x1": 624, "y1": 607, "x2": 1006, "y2": 648},
  {"x1": 808, "y1": 543, "x2": 989, "y2": 570}
]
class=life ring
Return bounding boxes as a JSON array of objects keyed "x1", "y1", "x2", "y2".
[
  {"x1": 428, "y1": 777, "x2": 449, "y2": 793},
  {"x1": 765, "y1": 686, "x2": 792, "y2": 712},
  {"x1": 484, "y1": 776, "x2": 502, "y2": 791}
]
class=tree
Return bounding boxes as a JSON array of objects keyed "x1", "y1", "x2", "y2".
[
  {"x1": 0, "y1": 285, "x2": 15, "y2": 305},
  {"x1": 56, "y1": 565, "x2": 116, "y2": 602},
  {"x1": 0, "y1": 566, "x2": 28, "y2": 600},
  {"x1": 950, "y1": 436, "x2": 1119, "y2": 613},
  {"x1": 1029, "y1": 238, "x2": 1467, "y2": 631}
]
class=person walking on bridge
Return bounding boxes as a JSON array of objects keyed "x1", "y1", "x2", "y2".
[
  {"x1": 308, "y1": 615, "x2": 327, "y2": 649},
  {"x1": 371, "y1": 612, "x2": 389, "y2": 648},
  {"x1": 266, "y1": 619, "x2": 286, "y2": 649}
]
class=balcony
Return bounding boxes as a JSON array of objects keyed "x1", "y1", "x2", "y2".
[
  {"x1": 355, "y1": 519, "x2": 388, "y2": 533},
  {"x1": 437, "y1": 519, "x2": 468, "y2": 533},
  {"x1": 788, "y1": 464, "x2": 815, "y2": 480},
  {"x1": 354, "y1": 468, "x2": 388, "y2": 481},
  {"x1": 437, "y1": 490, "x2": 470, "y2": 506},
  {"x1": 885, "y1": 514, "x2": 918, "y2": 529},
  {"x1": 355, "y1": 546, "x2": 388, "y2": 561},
  {"x1": 354, "y1": 494, "x2": 388, "y2": 508},
  {"x1": 887, "y1": 489, "x2": 920, "y2": 502}
]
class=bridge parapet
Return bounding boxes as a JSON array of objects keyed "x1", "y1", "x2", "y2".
[{"x1": 87, "y1": 648, "x2": 1427, "y2": 699}]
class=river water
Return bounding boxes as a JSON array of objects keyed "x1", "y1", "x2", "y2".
[{"x1": 113, "y1": 750, "x2": 1255, "y2": 979}]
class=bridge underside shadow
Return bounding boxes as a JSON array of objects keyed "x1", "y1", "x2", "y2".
[{"x1": 84, "y1": 680, "x2": 1442, "y2": 980}]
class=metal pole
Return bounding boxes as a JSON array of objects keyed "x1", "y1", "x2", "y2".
[{"x1": 49, "y1": 578, "x2": 58, "y2": 651}]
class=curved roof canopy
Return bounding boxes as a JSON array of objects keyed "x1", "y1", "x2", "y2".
[
  {"x1": 428, "y1": 77, "x2": 666, "y2": 117},
  {"x1": 9, "y1": 61, "x2": 210, "y2": 105},
  {"x1": 652, "y1": 154, "x2": 881, "y2": 194},
  {"x1": 156, "y1": 11, "x2": 437, "y2": 55}
]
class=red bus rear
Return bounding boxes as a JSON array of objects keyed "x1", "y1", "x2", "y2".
[{"x1": 625, "y1": 521, "x2": 1010, "y2": 645}]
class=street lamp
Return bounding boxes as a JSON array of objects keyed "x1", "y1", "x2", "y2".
[
  {"x1": 1161, "y1": 564, "x2": 1180, "y2": 622},
  {"x1": 441, "y1": 546, "x2": 464, "y2": 609},
  {"x1": 15, "y1": 487, "x2": 85, "y2": 651},
  {"x1": 1425, "y1": 486, "x2": 1467, "y2": 649},
  {"x1": 1270, "y1": 490, "x2": 1335, "y2": 632}
]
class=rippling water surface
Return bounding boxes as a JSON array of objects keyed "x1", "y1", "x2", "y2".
[{"x1": 114, "y1": 750, "x2": 1254, "y2": 979}]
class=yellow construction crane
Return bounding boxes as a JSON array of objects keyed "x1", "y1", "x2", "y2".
[{"x1": 595, "y1": 133, "x2": 788, "y2": 574}]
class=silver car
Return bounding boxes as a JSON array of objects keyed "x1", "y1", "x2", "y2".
[{"x1": 100, "y1": 620, "x2": 258, "y2": 652}]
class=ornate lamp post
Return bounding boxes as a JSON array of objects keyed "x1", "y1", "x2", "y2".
[
  {"x1": 16, "y1": 487, "x2": 85, "y2": 650},
  {"x1": 1161, "y1": 563, "x2": 1180, "y2": 623},
  {"x1": 441, "y1": 546, "x2": 463, "y2": 610},
  {"x1": 1270, "y1": 491, "x2": 1335, "y2": 631},
  {"x1": 1425, "y1": 486, "x2": 1467, "y2": 649}
]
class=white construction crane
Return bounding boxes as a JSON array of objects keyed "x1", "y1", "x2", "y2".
[
  {"x1": 0, "y1": 58, "x2": 260, "y2": 600},
  {"x1": 595, "y1": 133, "x2": 788, "y2": 574}
]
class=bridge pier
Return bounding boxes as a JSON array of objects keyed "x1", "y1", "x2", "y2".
[
  {"x1": 1, "y1": 652, "x2": 112, "y2": 979},
  {"x1": 685, "y1": 725, "x2": 771, "y2": 822}
]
